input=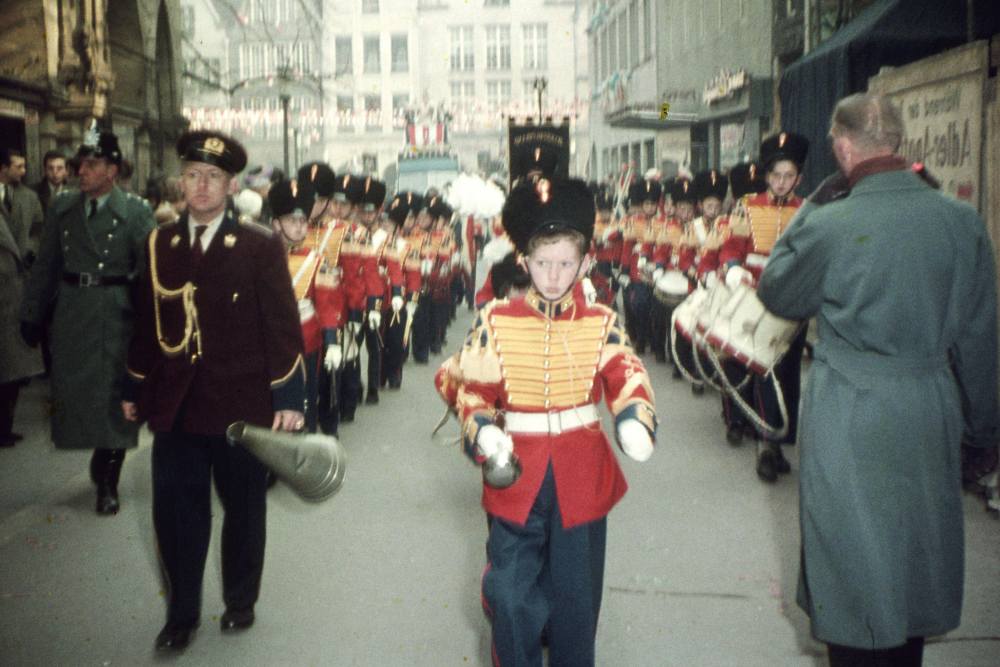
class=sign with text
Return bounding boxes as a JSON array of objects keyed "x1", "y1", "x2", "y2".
[{"x1": 869, "y1": 42, "x2": 987, "y2": 211}]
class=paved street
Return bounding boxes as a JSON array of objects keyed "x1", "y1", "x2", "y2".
[{"x1": 1, "y1": 310, "x2": 998, "y2": 667}]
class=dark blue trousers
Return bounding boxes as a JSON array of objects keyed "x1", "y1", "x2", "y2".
[
  {"x1": 151, "y1": 431, "x2": 268, "y2": 625},
  {"x1": 721, "y1": 326, "x2": 807, "y2": 444},
  {"x1": 364, "y1": 316, "x2": 383, "y2": 396},
  {"x1": 411, "y1": 293, "x2": 432, "y2": 363},
  {"x1": 303, "y1": 350, "x2": 319, "y2": 434},
  {"x1": 382, "y1": 308, "x2": 407, "y2": 388},
  {"x1": 317, "y1": 361, "x2": 340, "y2": 435},
  {"x1": 339, "y1": 326, "x2": 364, "y2": 418},
  {"x1": 482, "y1": 465, "x2": 607, "y2": 667},
  {"x1": 622, "y1": 282, "x2": 652, "y2": 350}
]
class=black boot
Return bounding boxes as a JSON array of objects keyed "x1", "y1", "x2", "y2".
[
  {"x1": 755, "y1": 443, "x2": 778, "y2": 483},
  {"x1": 94, "y1": 449, "x2": 125, "y2": 515},
  {"x1": 691, "y1": 383, "x2": 705, "y2": 396},
  {"x1": 365, "y1": 389, "x2": 379, "y2": 405},
  {"x1": 726, "y1": 423, "x2": 744, "y2": 446}
]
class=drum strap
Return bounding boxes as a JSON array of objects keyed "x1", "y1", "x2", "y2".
[{"x1": 703, "y1": 346, "x2": 791, "y2": 442}]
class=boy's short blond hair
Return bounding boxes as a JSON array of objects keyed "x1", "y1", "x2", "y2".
[{"x1": 525, "y1": 228, "x2": 588, "y2": 257}]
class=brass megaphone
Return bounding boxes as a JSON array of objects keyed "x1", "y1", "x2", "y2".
[{"x1": 226, "y1": 422, "x2": 347, "y2": 502}]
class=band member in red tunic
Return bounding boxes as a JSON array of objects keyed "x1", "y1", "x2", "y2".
[
  {"x1": 436, "y1": 178, "x2": 656, "y2": 666},
  {"x1": 717, "y1": 132, "x2": 809, "y2": 482}
]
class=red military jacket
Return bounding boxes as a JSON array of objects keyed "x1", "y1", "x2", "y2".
[
  {"x1": 695, "y1": 216, "x2": 731, "y2": 280},
  {"x1": 124, "y1": 208, "x2": 305, "y2": 435},
  {"x1": 402, "y1": 227, "x2": 427, "y2": 302},
  {"x1": 310, "y1": 215, "x2": 350, "y2": 346},
  {"x1": 435, "y1": 286, "x2": 657, "y2": 529},
  {"x1": 374, "y1": 224, "x2": 406, "y2": 311},
  {"x1": 718, "y1": 192, "x2": 803, "y2": 285}
]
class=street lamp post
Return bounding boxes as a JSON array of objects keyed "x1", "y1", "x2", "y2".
[
  {"x1": 533, "y1": 77, "x2": 547, "y2": 123},
  {"x1": 280, "y1": 93, "x2": 291, "y2": 176}
]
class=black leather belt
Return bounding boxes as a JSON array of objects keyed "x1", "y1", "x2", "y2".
[{"x1": 63, "y1": 272, "x2": 131, "y2": 287}]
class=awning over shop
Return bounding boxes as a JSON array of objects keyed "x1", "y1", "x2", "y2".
[{"x1": 778, "y1": 0, "x2": 996, "y2": 193}]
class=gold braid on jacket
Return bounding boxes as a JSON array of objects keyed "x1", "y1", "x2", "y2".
[{"x1": 147, "y1": 228, "x2": 203, "y2": 361}]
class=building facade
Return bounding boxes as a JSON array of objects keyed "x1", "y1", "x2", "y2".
[
  {"x1": 0, "y1": 0, "x2": 186, "y2": 190},
  {"x1": 588, "y1": 0, "x2": 776, "y2": 183},
  {"x1": 182, "y1": 0, "x2": 591, "y2": 188},
  {"x1": 181, "y1": 0, "x2": 325, "y2": 175}
]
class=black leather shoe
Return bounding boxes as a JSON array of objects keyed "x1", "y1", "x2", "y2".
[
  {"x1": 9, "y1": 432, "x2": 23, "y2": 442},
  {"x1": 655, "y1": 353, "x2": 667, "y2": 364},
  {"x1": 96, "y1": 485, "x2": 120, "y2": 515},
  {"x1": 388, "y1": 379, "x2": 401, "y2": 390},
  {"x1": 220, "y1": 607, "x2": 255, "y2": 631},
  {"x1": 726, "y1": 423, "x2": 744, "y2": 446},
  {"x1": 339, "y1": 411, "x2": 355, "y2": 423},
  {"x1": 671, "y1": 366, "x2": 682, "y2": 379},
  {"x1": 0, "y1": 436, "x2": 16, "y2": 448},
  {"x1": 756, "y1": 448, "x2": 778, "y2": 483},
  {"x1": 691, "y1": 384, "x2": 705, "y2": 396},
  {"x1": 365, "y1": 390, "x2": 379, "y2": 405},
  {"x1": 155, "y1": 619, "x2": 199, "y2": 651}
]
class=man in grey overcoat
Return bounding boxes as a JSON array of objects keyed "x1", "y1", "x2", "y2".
[
  {"x1": 1, "y1": 147, "x2": 45, "y2": 446},
  {"x1": 758, "y1": 93, "x2": 999, "y2": 666},
  {"x1": 19, "y1": 126, "x2": 156, "y2": 514}
]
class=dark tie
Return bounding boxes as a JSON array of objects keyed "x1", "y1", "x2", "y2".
[
  {"x1": 191, "y1": 225, "x2": 208, "y2": 267},
  {"x1": 88, "y1": 199, "x2": 97, "y2": 219}
]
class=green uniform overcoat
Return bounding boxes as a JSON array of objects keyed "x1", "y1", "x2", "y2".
[
  {"x1": 20, "y1": 187, "x2": 156, "y2": 450},
  {"x1": 757, "y1": 166, "x2": 999, "y2": 649}
]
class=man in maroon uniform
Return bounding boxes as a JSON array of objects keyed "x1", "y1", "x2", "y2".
[{"x1": 122, "y1": 131, "x2": 305, "y2": 651}]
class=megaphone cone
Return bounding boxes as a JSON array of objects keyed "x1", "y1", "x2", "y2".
[{"x1": 226, "y1": 422, "x2": 346, "y2": 502}]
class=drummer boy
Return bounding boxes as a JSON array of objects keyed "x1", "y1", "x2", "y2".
[{"x1": 436, "y1": 178, "x2": 657, "y2": 666}]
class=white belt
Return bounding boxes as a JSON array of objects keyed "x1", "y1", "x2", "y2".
[
  {"x1": 298, "y1": 299, "x2": 316, "y2": 323},
  {"x1": 746, "y1": 253, "x2": 769, "y2": 269},
  {"x1": 504, "y1": 404, "x2": 600, "y2": 435}
]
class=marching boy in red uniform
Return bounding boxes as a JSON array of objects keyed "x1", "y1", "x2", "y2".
[{"x1": 437, "y1": 178, "x2": 657, "y2": 666}]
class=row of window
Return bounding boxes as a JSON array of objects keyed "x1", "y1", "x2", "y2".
[
  {"x1": 238, "y1": 42, "x2": 314, "y2": 81},
  {"x1": 448, "y1": 79, "x2": 547, "y2": 106},
  {"x1": 335, "y1": 35, "x2": 409, "y2": 75},
  {"x1": 449, "y1": 24, "x2": 547, "y2": 72},
  {"x1": 594, "y1": 0, "x2": 653, "y2": 83},
  {"x1": 601, "y1": 139, "x2": 656, "y2": 181},
  {"x1": 660, "y1": 0, "x2": 752, "y2": 62}
]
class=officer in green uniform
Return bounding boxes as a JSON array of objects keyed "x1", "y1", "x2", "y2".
[{"x1": 19, "y1": 123, "x2": 156, "y2": 515}]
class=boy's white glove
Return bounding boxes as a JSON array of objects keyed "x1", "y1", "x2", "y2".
[
  {"x1": 617, "y1": 419, "x2": 654, "y2": 462},
  {"x1": 368, "y1": 310, "x2": 381, "y2": 330},
  {"x1": 420, "y1": 259, "x2": 433, "y2": 275},
  {"x1": 581, "y1": 277, "x2": 597, "y2": 305},
  {"x1": 602, "y1": 226, "x2": 614, "y2": 243},
  {"x1": 476, "y1": 424, "x2": 514, "y2": 460},
  {"x1": 323, "y1": 344, "x2": 343, "y2": 372},
  {"x1": 391, "y1": 295, "x2": 404, "y2": 312},
  {"x1": 347, "y1": 321, "x2": 363, "y2": 337},
  {"x1": 636, "y1": 256, "x2": 648, "y2": 271},
  {"x1": 652, "y1": 267, "x2": 665, "y2": 283},
  {"x1": 725, "y1": 265, "x2": 753, "y2": 290},
  {"x1": 618, "y1": 274, "x2": 631, "y2": 289},
  {"x1": 405, "y1": 301, "x2": 417, "y2": 317}
]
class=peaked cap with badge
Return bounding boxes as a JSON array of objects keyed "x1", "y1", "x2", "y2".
[
  {"x1": 177, "y1": 131, "x2": 248, "y2": 174},
  {"x1": 759, "y1": 132, "x2": 809, "y2": 171},
  {"x1": 502, "y1": 178, "x2": 595, "y2": 256},
  {"x1": 73, "y1": 122, "x2": 124, "y2": 166},
  {"x1": 693, "y1": 170, "x2": 729, "y2": 203}
]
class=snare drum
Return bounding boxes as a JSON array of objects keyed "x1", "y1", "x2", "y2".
[
  {"x1": 704, "y1": 282, "x2": 803, "y2": 375},
  {"x1": 671, "y1": 284, "x2": 709, "y2": 342},
  {"x1": 653, "y1": 270, "x2": 691, "y2": 307}
]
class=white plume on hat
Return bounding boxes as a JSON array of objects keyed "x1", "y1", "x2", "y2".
[
  {"x1": 446, "y1": 173, "x2": 506, "y2": 219},
  {"x1": 235, "y1": 188, "x2": 263, "y2": 219}
]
